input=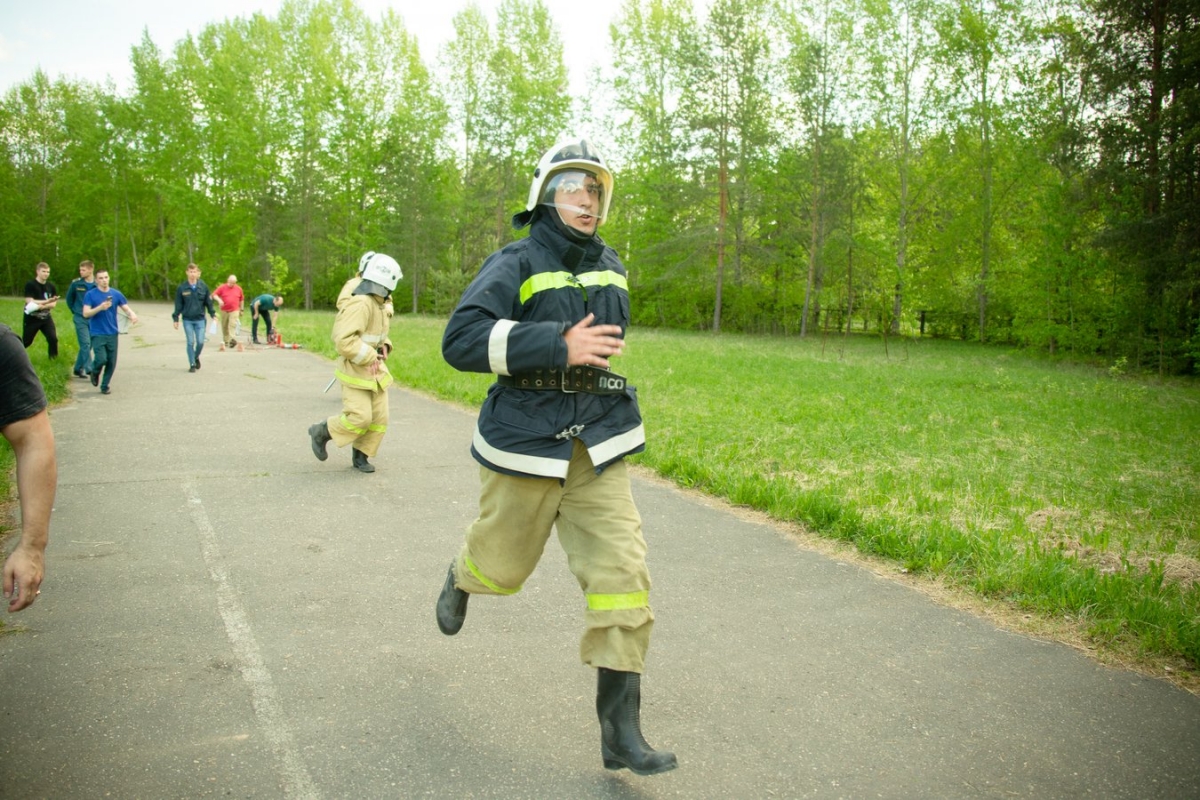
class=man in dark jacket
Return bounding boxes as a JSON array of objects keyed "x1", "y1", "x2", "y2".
[
  {"x1": 65, "y1": 260, "x2": 95, "y2": 378},
  {"x1": 436, "y1": 138, "x2": 676, "y2": 776},
  {"x1": 171, "y1": 263, "x2": 215, "y2": 372}
]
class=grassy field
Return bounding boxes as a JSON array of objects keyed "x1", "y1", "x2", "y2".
[{"x1": 4, "y1": 299, "x2": 1199, "y2": 686}]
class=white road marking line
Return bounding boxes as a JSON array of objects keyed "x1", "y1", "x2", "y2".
[{"x1": 185, "y1": 483, "x2": 320, "y2": 799}]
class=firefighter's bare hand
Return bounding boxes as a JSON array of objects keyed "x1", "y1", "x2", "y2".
[{"x1": 564, "y1": 313, "x2": 624, "y2": 368}]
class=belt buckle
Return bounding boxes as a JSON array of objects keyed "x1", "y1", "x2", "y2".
[{"x1": 560, "y1": 368, "x2": 578, "y2": 394}]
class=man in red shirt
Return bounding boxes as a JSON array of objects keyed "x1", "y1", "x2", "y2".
[{"x1": 212, "y1": 274, "x2": 244, "y2": 349}]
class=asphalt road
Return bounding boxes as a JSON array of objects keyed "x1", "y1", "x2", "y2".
[{"x1": 2, "y1": 303, "x2": 1198, "y2": 799}]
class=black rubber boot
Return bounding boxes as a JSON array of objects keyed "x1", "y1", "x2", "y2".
[
  {"x1": 436, "y1": 563, "x2": 469, "y2": 635},
  {"x1": 351, "y1": 448, "x2": 375, "y2": 473},
  {"x1": 308, "y1": 422, "x2": 331, "y2": 461},
  {"x1": 597, "y1": 668, "x2": 677, "y2": 776}
]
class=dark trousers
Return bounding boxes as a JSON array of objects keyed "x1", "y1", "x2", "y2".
[
  {"x1": 72, "y1": 314, "x2": 93, "y2": 374},
  {"x1": 252, "y1": 311, "x2": 274, "y2": 342},
  {"x1": 22, "y1": 314, "x2": 58, "y2": 358},
  {"x1": 91, "y1": 334, "x2": 118, "y2": 390}
]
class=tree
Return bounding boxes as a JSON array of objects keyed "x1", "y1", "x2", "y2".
[
  {"x1": 780, "y1": 0, "x2": 857, "y2": 336},
  {"x1": 683, "y1": 0, "x2": 776, "y2": 333},
  {"x1": 604, "y1": 0, "x2": 704, "y2": 328},
  {"x1": 935, "y1": 0, "x2": 1032, "y2": 341},
  {"x1": 858, "y1": 0, "x2": 944, "y2": 334},
  {"x1": 439, "y1": 0, "x2": 572, "y2": 306},
  {"x1": 1084, "y1": 0, "x2": 1199, "y2": 373},
  {"x1": 376, "y1": 9, "x2": 452, "y2": 313}
]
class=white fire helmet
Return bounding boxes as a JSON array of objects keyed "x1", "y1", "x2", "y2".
[
  {"x1": 513, "y1": 138, "x2": 614, "y2": 229},
  {"x1": 356, "y1": 252, "x2": 402, "y2": 297},
  {"x1": 357, "y1": 251, "x2": 376, "y2": 274}
]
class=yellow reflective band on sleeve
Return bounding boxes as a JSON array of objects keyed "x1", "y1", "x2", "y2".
[
  {"x1": 578, "y1": 271, "x2": 628, "y2": 292},
  {"x1": 464, "y1": 554, "x2": 521, "y2": 595},
  {"x1": 368, "y1": 424, "x2": 386, "y2": 433},
  {"x1": 586, "y1": 590, "x2": 649, "y2": 611}
]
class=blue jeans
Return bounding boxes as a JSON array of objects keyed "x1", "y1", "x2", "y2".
[
  {"x1": 72, "y1": 314, "x2": 93, "y2": 374},
  {"x1": 183, "y1": 318, "x2": 206, "y2": 366}
]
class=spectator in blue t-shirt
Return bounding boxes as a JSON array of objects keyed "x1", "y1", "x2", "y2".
[{"x1": 82, "y1": 268, "x2": 138, "y2": 395}]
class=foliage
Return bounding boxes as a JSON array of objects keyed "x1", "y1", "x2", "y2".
[
  {"x1": 262, "y1": 253, "x2": 301, "y2": 300},
  {"x1": 0, "y1": 0, "x2": 1196, "y2": 371}
]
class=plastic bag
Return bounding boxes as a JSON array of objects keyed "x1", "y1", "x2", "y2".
[{"x1": 208, "y1": 318, "x2": 218, "y2": 335}]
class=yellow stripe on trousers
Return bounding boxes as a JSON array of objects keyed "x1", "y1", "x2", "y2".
[
  {"x1": 465, "y1": 554, "x2": 521, "y2": 595},
  {"x1": 586, "y1": 590, "x2": 649, "y2": 611}
]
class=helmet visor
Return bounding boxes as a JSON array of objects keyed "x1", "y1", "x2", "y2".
[{"x1": 539, "y1": 170, "x2": 607, "y2": 221}]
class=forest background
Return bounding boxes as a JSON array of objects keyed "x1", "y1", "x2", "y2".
[{"x1": 1, "y1": 0, "x2": 1196, "y2": 374}]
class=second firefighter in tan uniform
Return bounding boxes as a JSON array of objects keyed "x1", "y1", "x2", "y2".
[{"x1": 308, "y1": 253, "x2": 402, "y2": 473}]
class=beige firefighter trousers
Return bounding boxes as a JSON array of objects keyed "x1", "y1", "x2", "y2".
[
  {"x1": 453, "y1": 439, "x2": 654, "y2": 673},
  {"x1": 327, "y1": 383, "x2": 388, "y2": 457}
]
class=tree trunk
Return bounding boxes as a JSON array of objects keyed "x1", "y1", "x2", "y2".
[
  {"x1": 713, "y1": 153, "x2": 728, "y2": 334},
  {"x1": 978, "y1": 60, "x2": 993, "y2": 342}
]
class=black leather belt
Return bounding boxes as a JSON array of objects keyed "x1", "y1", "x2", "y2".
[{"x1": 498, "y1": 367, "x2": 628, "y2": 394}]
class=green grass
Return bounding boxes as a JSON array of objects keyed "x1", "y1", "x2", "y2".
[
  {"x1": 630, "y1": 331, "x2": 1200, "y2": 671},
  {"x1": 6, "y1": 300, "x2": 1200, "y2": 676}
]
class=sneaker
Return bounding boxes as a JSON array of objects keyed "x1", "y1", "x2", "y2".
[
  {"x1": 194, "y1": 356, "x2": 201, "y2": 370},
  {"x1": 189, "y1": 365, "x2": 197, "y2": 373},
  {"x1": 73, "y1": 370, "x2": 84, "y2": 378},
  {"x1": 90, "y1": 371, "x2": 99, "y2": 387},
  {"x1": 100, "y1": 387, "x2": 111, "y2": 395}
]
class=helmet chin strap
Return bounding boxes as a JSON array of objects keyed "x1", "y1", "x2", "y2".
[{"x1": 547, "y1": 206, "x2": 594, "y2": 243}]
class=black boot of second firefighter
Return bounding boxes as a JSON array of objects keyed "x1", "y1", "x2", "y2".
[
  {"x1": 596, "y1": 667, "x2": 677, "y2": 776},
  {"x1": 352, "y1": 448, "x2": 375, "y2": 473},
  {"x1": 308, "y1": 422, "x2": 331, "y2": 461}
]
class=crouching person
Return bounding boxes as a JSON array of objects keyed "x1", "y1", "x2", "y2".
[{"x1": 308, "y1": 253, "x2": 401, "y2": 473}]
